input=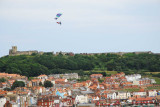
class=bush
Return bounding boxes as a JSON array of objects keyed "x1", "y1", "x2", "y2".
[
  {"x1": 44, "y1": 80, "x2": 53, "y2": 88},
  {"x1": 0, "y1": 77, "x2": 6, "y2": 82},
  {"x1": 11, "y1": 81, "x2": 25, "y2": 90}
]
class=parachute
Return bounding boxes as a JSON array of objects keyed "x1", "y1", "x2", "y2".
[
  {"x1": 55, "y1": 13, "x2": 62, "y2": 25},
  {"x1": 55, "y1": 13, "x2": 62, "y2": 20}
]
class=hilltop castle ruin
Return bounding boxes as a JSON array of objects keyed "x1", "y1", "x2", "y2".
[
  {"x1": 9, "y1": 46, "x2": 159, "y2": 56},
  {"x1": 9, "y1": 46, "x2": 44, "y2": 56},
  {"x1": 9, "y1": 46, "x2": 74, "y2": 56}
]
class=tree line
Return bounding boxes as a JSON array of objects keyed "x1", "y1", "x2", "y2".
[{"x1": 0, "y1": 53, "x2": 160, "y2": 77}]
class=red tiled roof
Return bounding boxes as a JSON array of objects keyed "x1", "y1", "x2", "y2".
[
  {"x1": 0, "y1": 73, "x2": 21, "y2": 77},
  {"x1": 55, "y1": 79, "x2": 65, "y2": 82},
  {"x1": 1, "y1": 82, "x2": 7, "y2": 85},
  {"x1": 135, "y1": 97, "x2": 155, "y2": 101},
  {"x1": 31, "y1": 79, "x2": 40, "y2": 82},
  {"x1": 91, "y1": 74, "x2": 103, "y2": 76},
  {"x1": 38, "y1": 74, "x2": 47, "y2": 77}
]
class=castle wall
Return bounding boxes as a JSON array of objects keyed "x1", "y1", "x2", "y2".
[
  {"x1": 9, "y1": 46, "x2": 158, "y2": 56},
  {"x1": 9, "y1": 46, "x2": 39, "y2": 56},
  {"x1": 15, "y1": 51, "x2": 38, "y2": 56}
]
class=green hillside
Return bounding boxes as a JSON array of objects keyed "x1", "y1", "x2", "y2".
[{"x1": 0, "y1": 53, "x2": 160, "y2": 77}]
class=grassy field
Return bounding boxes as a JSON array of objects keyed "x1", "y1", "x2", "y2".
[
  {"x1": 120, "y1": 88, "x2": 140, "y2": 92},
  {"x1": 150, "y1": 77, "x2": 160, "y2": 84},
  {"x1": 147, "y1": 86, "x2": 160, "y2": 90},
  {"x1": 145, "y1": 72, "x2": 160, "y2": 74},
  {"x1": 105, "y1": 71, "x2": 118, "y2": 75},
  {"x1": 84, "y1": 70, "x2": 118, "y2": 75}
]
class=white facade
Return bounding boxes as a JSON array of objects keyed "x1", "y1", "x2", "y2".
[
  {"x1": 17, "y1": 96, "x2": 20, "y2": 106},
  {"x1": 51, "y1": 80, "x2": 55, "y2": 85},
  {"x1": 64, "y1": 79, "x2": 68, "y2": 82},
  {"x1": 75, "y1": 95, "x2": 88, "y2": 104},
  {"x1": 54, "y1": 100, "x2": 60, "y2": 103},
  {"x1": 37, "y1": 75, "x2": 48, "y2": 84},
  {"x1": 92, "y1": 96, "x2": 99, "y2": 101},
  {"x1": 37, "y1": 75, "x2": 48, "y2": 80},
  {"x1": 62, "y1": 73, "x2": 79, "y2": 79},
  {"x1": 125, "y1": 74, "x2": 141, "y2": 82},
  {"x1": 0, "y1": 97, "x2": 6, "y2": 107},
  {"x1": 116, "y1": 92, "x2": 131, "y2": 99},
  {"x1": 148, "y1": 90, "x2": 157, "y2": 97},
  {"x1": 68, "y1": 90, "x2": 72, "y2": 96},
  {"x1": 126, "y1": 92, "x2": 131, "y2": 98},
  {"x1": 107, "y1": 92, "x2": 117, "y2": 99},
  {"x1": 132, "y1": 80, "x2": 140, "y2": 85},
  {"x1": 39, "y1": 87, "x2": 43, "y2": 93},
  {"x1": 151, "y1": 79, "x2": 156, "y2": 84},
  {"x1": 133, "y1": 91, "x2": 147, "y2": 97},
  {"x1": 30, "y1": 96, "x2": 37, "y2": 105},
  {"x1": 10, "y1": 101, "x2": 18, "y2": 107},
  {"x1": 12, "y1": 104, "x2": 18, "y2": 107}
]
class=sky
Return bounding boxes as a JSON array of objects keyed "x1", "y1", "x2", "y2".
[{"x1": 0, "y1": 0, "x2": 160, "y2": 57}]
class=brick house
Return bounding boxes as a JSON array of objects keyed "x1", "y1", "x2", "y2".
[{"x1": 37, "y1": 95, "x2": 60, "y2": 107}]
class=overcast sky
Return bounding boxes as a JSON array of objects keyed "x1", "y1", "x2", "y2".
[{"x1": 0, "y1": 0, "x2": 160, "y2": 57}]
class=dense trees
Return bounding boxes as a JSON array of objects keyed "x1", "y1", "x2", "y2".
[
  {"x1": 39, "y1": 81, "x2": 43, "y2": 86},
  {"x1": 44, "y1": 80, "x2": 53, "y2": 88},
  {"x1": 0, "y1": 77, "x2": 6, "y2": 82},
  {"x1": 0, "y1": 53, "x2": 160, "y2": 77},
  {"x1": 11, "y1": 81, "x2": 25, "y2": 90}
]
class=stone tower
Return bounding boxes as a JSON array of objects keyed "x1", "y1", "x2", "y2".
[
  {"x1": 9, "y1": 46, "x2": 17, "y2": 55},
  {"x1": 12, "y1": 46, "x2": 17, "y2": 54}
]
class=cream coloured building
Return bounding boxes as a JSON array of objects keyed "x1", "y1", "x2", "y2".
[{"x1": 75, "y1": 95, "x2": 88, "y2": 104}]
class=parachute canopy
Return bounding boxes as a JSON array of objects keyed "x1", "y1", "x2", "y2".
[
  {"x1": 55, "y1": 13, "x2": 62, "y2": 20},
  {"x1": 56, "y1": 13, "x2": 62, "y2": 17}
]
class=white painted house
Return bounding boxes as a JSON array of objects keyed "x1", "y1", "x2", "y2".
[
  {"x1": 37, "y1": 74, "x2": 48, "y2": 80},
  {"x1": 125, "y1": 74, "x2": 141, "y2": 82},
  {"x1": 148, "y1": 90, "x2": 157, "y2": 97},
  {"x1": 116, "y1": 92, "x2": 131, "y2": 99},
  {"x1": 151, "y1": 79, "x2": 156, "y2": 84},
  {"x1": 50, "y1": 80, "x2": 55, "y2": 85},
  {"x1": 107, "y1": 92, "x2": 117, "y2": 99},
  {"x1": 133, "y1": 91, "x2": 147, "y2": 97},
  {"x1": 37, "y1": 74, "x2": 48, "y2": 84},
  {"x1": 132, "y1": 80, "x2": 140, "y2": 85},
  {"x1": 92, "y1": 96, "x2": 99, "y2": 101},
  {"x1": 0, "y1": 96, "x2": 6, "y2": 107},
  {"x1": 75, "y1": 95, "x2": 88, "y2": 104}
]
